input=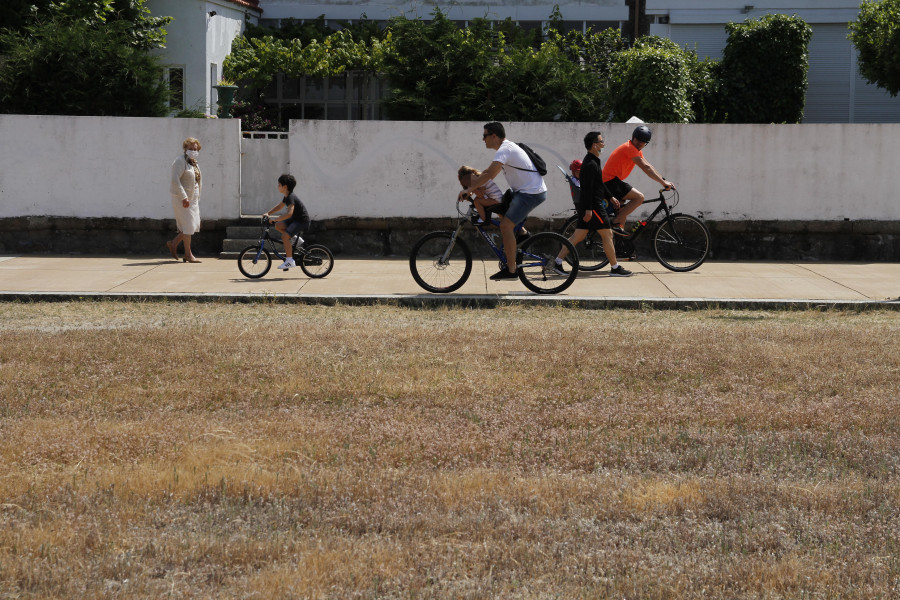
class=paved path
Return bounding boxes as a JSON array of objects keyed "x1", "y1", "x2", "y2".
[{"x1": 1, "y1": 255, "x2": 898, "y2": 309}]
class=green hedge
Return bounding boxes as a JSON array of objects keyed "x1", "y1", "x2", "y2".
[{"x1": 224, "y1": 10, "x2": 812, "y2": 124}]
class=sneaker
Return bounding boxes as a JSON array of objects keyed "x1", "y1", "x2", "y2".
[
  {"x1": 609, "y1": 265, "x2": 633, "y2": 277},
  {"x1": 277, "y1": 258, "x2": 296, "y2": 270},
  {"x1": 552, "y1": 260, "x2": 567, "y2": 275},
  {"x1": 611, "y1": 224, "x2": 628, "y2": 236},
  {"x1": 489, "y1": 268, "x2": 518, "y2": 281}
]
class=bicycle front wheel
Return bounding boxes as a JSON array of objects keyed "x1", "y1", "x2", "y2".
[
  {"x1": 652, "y1": 214, "x2": 710, "y2": 272},
  {"x1": 409, "y1": 231, "x2": 472, "y2": 293},
  {"x1": 518, "y1": 232, "x2": 579, "y2": 294},
  {"x1": 238, "y1": 245, "x2": 272, "y2": 279},
  {"x1": 560, "y1": 215, "x2": 608, "y2": 271},
  {"x1": 299, "y1": 244, "x2": 334, "y2": 278}
]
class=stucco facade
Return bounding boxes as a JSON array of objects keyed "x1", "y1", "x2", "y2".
[{"x1": 148, "y1": 0, "x2": 261, "y2": 115}]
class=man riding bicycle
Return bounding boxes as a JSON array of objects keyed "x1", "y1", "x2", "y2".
[
  {"x1": 457, "y1": 122, "x2": 547, "y2": 281},
  {"x1": 603, "y1": 125, "x2": 675, "y2": 235}
]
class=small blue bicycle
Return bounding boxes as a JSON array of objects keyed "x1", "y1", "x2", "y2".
[
  {"x1": 237, "y1": 216, "x2": 334, "y2": 279},
  {"x1": 409, "y1": 196, "x2": 579, "y2": 294}
]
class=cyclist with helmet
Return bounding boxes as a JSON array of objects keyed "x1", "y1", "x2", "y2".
[{"x1": 602, "y1": 125, "x2": 675, "y2": 235}]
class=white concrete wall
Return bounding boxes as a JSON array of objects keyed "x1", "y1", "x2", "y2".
[
  {"x1": 288, "y1": 120, "x2": 900, "y2": 222},
  {"x1": 2, "y1": 115, "x2": 899, "y2": 223},
  {"x1": 0, "y1": 115, "x2": 241, "y2": 220},
  {"x1": 240, "y1": 136, "x2": 290, "y2": 215}
]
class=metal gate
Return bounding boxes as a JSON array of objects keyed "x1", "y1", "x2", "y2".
[{"x1": 240, "y1": 132, "x2": 290, "y2": 216}]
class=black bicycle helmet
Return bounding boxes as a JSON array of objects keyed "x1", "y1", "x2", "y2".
[{"x1": 632, "y1": 125, "x2": 652, "y2": 143}]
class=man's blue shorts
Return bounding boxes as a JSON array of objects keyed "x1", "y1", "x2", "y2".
[{"x1": 505, "y1": 190, "x2": 546, "y2": 225}]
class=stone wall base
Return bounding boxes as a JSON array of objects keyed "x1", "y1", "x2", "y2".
[{"x1": 2, "y1": 217, "x2": 899, "y2": 261}]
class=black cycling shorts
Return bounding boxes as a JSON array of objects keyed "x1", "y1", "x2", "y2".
[
  {"x1": 285, "y1": 219, "x2": 310, "y2": 236},
  {"x1": 604, "y1": 177, "x2": 633, "y2": 200},
  {"x1": 575, "y1": 208, "x2": 611, "y2": 231}
]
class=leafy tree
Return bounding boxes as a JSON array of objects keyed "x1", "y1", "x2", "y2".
[
  {"x1": 379, "y1": 12, "x2": 497, "y2": 120},
  {"x1": 608, "y1": 36, "x2": 695, "y2": 122},
  {"x1": 483, "y1": 41, "x2": 604, "y2": 122},
  {"x1": 0, "y1": 0, "x2": 172, "y2": 116},
  {"x1": 222, "y1": 6, "x2": 814, "y2": 124},
  {"x1": 378, "y1": 9, "x2": 609, "y2": 121},
  {"x1": 243, "y1": 14, "x2": 384, "y2": 46},
  {"x1": 686, "y1": 56, "x2": 722, "y2": 123},
  {"x1": 716, "y1": 14, "x2": 811, "y2": 123},
  {"x1": 1, "y1": 0, "x2": 169, "y2": 50},
  {"x1": 0, "y1": 0, "x2": 54, "y2": 38},
  {"x1": 224, "y1": 29, "x2": 385, "y2": 88},
  {"x1": 848, "y1": 0, "x2": 900, "y2": 96}
]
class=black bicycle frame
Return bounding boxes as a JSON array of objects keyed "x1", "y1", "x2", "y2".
[{"x1": 620, "y1": 194, "x2": 671, "y2": 241}]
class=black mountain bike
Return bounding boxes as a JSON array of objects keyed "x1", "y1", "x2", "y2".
[
  {"x1": 410, "y1": 197, "x2": 579, "y2": 294},
  {"x1": 559, "y1": 188, "x2": 710, "y2": 272},
  {"x1": 237, "y1": 216, "x2": 334, "y2": 279}
]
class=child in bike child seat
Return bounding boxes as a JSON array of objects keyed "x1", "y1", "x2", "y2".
[
  {"x1": 265, "y1": 174, "x2": 310, "y2": 270},
  {"x1": 457, "y1": 165, "x2": 532, "y2": 240},
  {"x1": 457, "y1": 165, "x2": 503, "y2": 225},
  {"x1": 567, "y1": 159, "x2": 582, "y2": 206}
]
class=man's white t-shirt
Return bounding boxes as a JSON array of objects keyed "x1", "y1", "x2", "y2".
[{"x1": 493, "y1": 139, "x2": 547, "y2": 195}]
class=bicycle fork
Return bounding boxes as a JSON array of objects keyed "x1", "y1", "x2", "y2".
[{"x1": 440, "y1": 224, "x2": 466, "y2": 266}]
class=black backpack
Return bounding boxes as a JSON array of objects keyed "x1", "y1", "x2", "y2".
[{"x1": 510, "y1": 142, "x2": 547, "y2": 176}]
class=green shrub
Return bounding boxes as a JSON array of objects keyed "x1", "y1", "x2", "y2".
[
  {"x1": 717, "y1": 14, "x2": 812, "y2": 123},
  {"x1": 0, "y1": 17, "x2": 169, "y2": 117},
  {"x1": 848, "y1": 0, "x2": 900, "y2": 97},
  {"x1": 608, "y1": 37, "x2": 694, "y2": 123}
]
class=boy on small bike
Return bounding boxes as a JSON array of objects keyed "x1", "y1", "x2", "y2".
[{"x1": 265, "y1": 174, "x2": 310, "y2": 270}]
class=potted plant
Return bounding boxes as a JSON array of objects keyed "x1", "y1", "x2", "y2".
[{"x1": 213, "y1": 78, "x2": 239, "y2": 117}]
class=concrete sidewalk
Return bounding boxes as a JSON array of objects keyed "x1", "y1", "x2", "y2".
[{"x1": 0, "y1": 255, "x2": 898, "y2": 309}]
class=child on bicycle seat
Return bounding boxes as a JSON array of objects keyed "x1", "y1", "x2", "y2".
[
  {"x1": 265, "y1": 174, "x2": 310, "y2": 270},
  {"x1": 457, "y1": 165, "x2": 505, "y2": 225},
  {"x1": 568, "y1": 159, "x2": 582, "y2": 205}
]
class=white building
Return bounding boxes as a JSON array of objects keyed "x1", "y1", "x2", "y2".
[{"x1": 148, "y1": 0, "x2": 262, "y2": 115}]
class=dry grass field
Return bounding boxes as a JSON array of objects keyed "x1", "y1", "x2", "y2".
[{"x1": 0, "y1": 301, "x2": 898, "y2": 599}]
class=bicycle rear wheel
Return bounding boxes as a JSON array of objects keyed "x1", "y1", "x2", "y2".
[
  {"x1": 517, "y1": 232, "x2": 579, "y2": 294},
  {"x1": 409, "y1": 231, "x2": 472, "y2": 293},
  {"x1": 237, "y1": 245, "x2": 272, "y2": 279},
  {"x1": 299, "y1": 244, "x2": 334, "y2": 278},
  {"x1": 560, "y1": 215, "x2": 608, "y2": 271},
  {"x1": 652, "y1": 214, "x2": 710, "y2": 272}
]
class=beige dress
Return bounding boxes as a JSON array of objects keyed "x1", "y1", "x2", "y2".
[{"x1": 170, "y1": 155, "x2": 201, "y2": 234}]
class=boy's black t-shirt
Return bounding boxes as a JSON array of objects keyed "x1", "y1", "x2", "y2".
[{"x1": 283, "y1": 192, "x2": 310, "y2": 223}]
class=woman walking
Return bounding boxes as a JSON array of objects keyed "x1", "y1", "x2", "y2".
[{"x1": 167, "y1": 137, "x2": 203, "y2": 263}]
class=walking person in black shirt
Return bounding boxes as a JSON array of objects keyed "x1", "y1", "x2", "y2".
[{"x1": 554, "y1": 131, "x2": 633, "y2": 277}]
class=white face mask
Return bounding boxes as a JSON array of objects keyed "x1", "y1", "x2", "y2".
[{"x1": 186, "y1": 150, "x2": 200, "y2": 160}]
